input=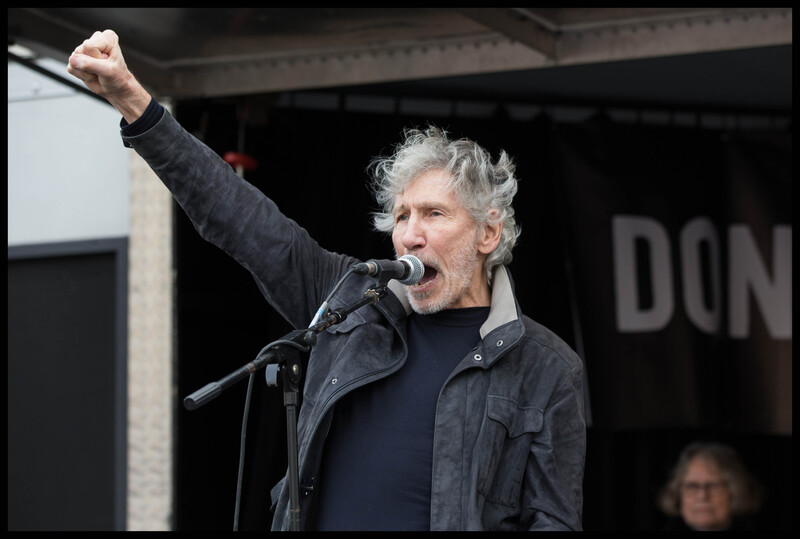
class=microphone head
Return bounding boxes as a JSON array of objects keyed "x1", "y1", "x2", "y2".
[{"x1": 397, "y1": 254, "x2": 424, "y2": 285}]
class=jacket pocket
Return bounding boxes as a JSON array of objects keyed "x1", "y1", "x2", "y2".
[{"x1": 477, "y1": 395, "x2": 544, "y2": 508}]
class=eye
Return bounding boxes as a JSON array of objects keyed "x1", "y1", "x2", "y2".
[{"x1": 395, "y1": 213, "x2": 408, "y2": 223}]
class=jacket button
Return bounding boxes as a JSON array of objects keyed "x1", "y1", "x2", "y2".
[
  {"x1": 331, "y1": 377, "x2": 338, "y2": 385},
  {"x1": 496, "y1": 340, "x2": 503, "y2": 347},
  {"x1": 302, "y1": 476, "x2": 315, "y2": 496},
  {"x1": 473, "y1": 354, "x2": 482, "y2": 361}
]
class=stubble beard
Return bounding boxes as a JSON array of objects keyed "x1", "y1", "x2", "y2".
[{"x1": 405, "y1": 233, "x2": 481, "y2": 315}]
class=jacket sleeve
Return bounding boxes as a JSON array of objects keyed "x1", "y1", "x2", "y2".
[{"x1": 122, "y1": 108, "x2": 357, "y2": 329}]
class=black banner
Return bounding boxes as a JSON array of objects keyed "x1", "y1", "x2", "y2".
[{"x1": 555, "y1": 123, "x2": 791, "y2": 434}]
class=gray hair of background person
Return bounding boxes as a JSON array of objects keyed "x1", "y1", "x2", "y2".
[
  {"x1": 369, "y1": 126, "x2": 521, "y2": 283},
  {"x1": 657, "y1": 441, "x2": 765, "y2": 517}
]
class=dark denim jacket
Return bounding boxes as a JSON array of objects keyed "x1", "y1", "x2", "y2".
[{"x1": 123, "y1": 110, "x2": 586, "y2": 531}]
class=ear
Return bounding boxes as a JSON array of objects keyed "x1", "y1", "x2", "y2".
[{"x1": 477, "y1": 209, "x2": 503, "y2": 255}]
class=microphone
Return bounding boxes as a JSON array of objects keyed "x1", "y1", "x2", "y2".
[{"x1": 352, "y1": 254, "x2": 424, "y2": 285}]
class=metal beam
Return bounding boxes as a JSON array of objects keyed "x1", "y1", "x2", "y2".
[
  {"x1": 170, "y1": 34, "x2": 550, "y2": 98},
  {"x1": 454, "y1": 8, "x2": 559, "y2": 60},
  {"x1": 8, "y1": 7, "x2": 793, "y2": 100},
  {"x1": 556, "y1": 8, "x2": 792, "y2": 65}
]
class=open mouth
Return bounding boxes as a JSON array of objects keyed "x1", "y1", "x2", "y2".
[{"x1": 413, "y1": 265, "x2": 438, "y2": 287}]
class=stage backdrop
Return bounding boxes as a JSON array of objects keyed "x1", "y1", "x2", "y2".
[{"x1": 553, "y1": 122, "x2": 791, "y2": 434}]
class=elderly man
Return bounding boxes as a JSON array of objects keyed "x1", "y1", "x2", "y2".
[{"x1": 68, "y1": 29, "x2": 586, "y2": 531}]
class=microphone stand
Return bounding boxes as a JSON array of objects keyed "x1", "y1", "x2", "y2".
[{"x1": 183, "y1": 285, "x2": 389, "y2": 531}]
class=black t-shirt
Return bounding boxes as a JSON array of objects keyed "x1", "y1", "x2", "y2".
[{"x1": 314, "y1": 307, "x2": 489, "y2": 531}]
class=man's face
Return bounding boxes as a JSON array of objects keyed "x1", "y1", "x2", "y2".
[{"x1": 391, "y1": 168, "x2": 498, "y2": 314}]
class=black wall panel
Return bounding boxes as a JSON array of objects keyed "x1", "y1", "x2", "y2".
[{"x1": 7, "y1": 240, "x2": 127, "y2": 531}]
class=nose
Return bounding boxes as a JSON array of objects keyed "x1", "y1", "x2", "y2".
[{"x1": 400, "y1": 215, "x2": 426, "y2": 252}]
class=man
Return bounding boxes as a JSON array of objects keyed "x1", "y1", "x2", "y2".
[{"x1": 68, "y1": 29, "x2": 586, "y2": 531}]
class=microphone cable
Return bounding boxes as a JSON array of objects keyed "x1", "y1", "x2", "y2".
[
  {"x1": 309, "y1": 267, "x2": 356, "y2": 327},
  {"x1": 233, "y1": 372, "x2": 254, "y2": 531}
]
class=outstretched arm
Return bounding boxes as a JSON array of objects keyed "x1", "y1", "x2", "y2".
[{"x1": 67, "y1": 29, "x2": 152, "y2": 124}]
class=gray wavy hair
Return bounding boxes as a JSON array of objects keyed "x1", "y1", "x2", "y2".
[{"x1": 369, "y1": 126, "x2": 521, "y2": 283}]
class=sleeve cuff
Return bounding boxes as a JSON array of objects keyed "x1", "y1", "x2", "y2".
[{"x1": 120, "y1": 97, "x2": 165, "y2": 144}]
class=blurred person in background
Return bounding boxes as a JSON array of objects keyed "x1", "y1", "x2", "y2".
[{"x1": 657, "y1": 441, "x2": 764, "y2": 531}]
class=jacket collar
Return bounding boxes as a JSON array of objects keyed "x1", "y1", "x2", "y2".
[{"x1": 385, "y1": 265, "x2": 520, "y2": 337}]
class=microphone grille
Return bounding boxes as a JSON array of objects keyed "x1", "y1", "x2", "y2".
[{"x1": 398, "y1": 254, "x2": 424, "y2": 285}]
